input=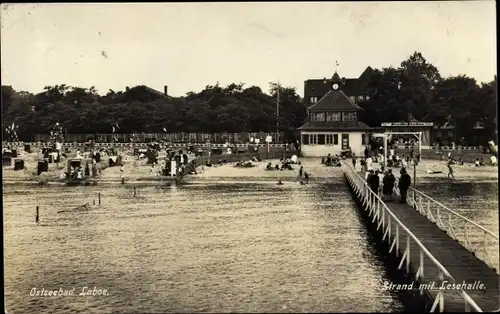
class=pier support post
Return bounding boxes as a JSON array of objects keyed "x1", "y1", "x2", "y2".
[{"x1": 35, "y1": 206, "x2": 39, "y2": 223}]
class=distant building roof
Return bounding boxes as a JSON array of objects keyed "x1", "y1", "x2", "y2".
[
  {"x1": 299, "y1": 121, "x2": 371, "y2": 131},
  {"x1": 308, "y1": 89, "x2": 362, "y2": 112},
  {"x1": 305, "y1": 66, "x2": 375, "y2": 96},
  {"x1": 144, "y1": 86, "x2": 173, "y2": 99}
]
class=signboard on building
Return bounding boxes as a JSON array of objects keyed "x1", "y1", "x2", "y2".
[
  {"x1": 381, "y1": 122, "x2": 434, "y2": 127},
  {"x1": 265, "y1": 135, "x2": 272, "y2": 143}
]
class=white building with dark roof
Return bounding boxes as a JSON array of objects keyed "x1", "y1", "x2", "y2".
[{"x1": 298, "y1": 72, "x2": 371, "y2": 157}]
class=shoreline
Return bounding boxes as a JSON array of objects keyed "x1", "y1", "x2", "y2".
[{"x1": 3, "y1": 157, "x2": 497, "y2": 186}]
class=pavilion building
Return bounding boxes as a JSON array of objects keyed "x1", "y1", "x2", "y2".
[
  {"x1": 380, "y1": 115, "x2": 433, "y2": 149},
  {"x1": 298, "y1": 72, "x2": 372, "y2": 157}
]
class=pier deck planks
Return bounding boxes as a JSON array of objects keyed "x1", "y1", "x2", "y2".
[
  {"x1": 381, "y1": 199, "x2": 499, "y2": 311},
  {"x1": 353, "y1": 175, "x2": 500, "y2": 312}
]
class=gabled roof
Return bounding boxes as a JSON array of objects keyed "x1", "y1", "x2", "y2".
[
  {"x1": 308, "y1": 89, "x2": 362, "y2": 112},
  {"x1": 331, "y1": 72, "x2": 341, "y2": 82},
  {"x1": 298, "y1": 121, "x2": 371, "y2": 131}
]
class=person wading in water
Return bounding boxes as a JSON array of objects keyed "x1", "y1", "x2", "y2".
[
  {"x1": 398, "y1": 168, "x2": 412, "y2": 204},
  {"x1": 304, "y1": 172, "x2": 309, "y2": 184}
]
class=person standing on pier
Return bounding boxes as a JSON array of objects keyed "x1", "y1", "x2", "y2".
[
  {"x1": 398, "y1": 168, "x2": 411, "y2": 204},
  {"x1": 382, "y1": 169, "x2": 396, "y2": 202},
  {"x1": 367, "y1": 170, "x2": 380, "y2": 200}
]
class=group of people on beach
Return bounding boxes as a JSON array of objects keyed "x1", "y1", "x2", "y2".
[
  {"x1": 275, "y1": 156, "x2": 309, "y2": 185},
  {"x1": 322, "y1": 154, "x2": 342, "y2": 167}
]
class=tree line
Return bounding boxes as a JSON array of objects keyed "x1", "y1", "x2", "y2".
[
  {"x1": 357, "y1": 52, "x2": 496, "y2": 144},
  {"x1": 2, "y1": 51, "x2": 496, "y2": 144}
]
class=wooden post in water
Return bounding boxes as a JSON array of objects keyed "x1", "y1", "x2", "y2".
[
  {"x1": 98, "y1": 192, "x2": 101, "y2": 206},
  {"x1": 35, "y1": 206, "x2": 39, "y2": 223}
]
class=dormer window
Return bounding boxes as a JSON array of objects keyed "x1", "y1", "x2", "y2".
[
  {"x1": 310, "y1": 112, "x2": 326, "y2": 122},
  {"x1": 309, "y1": 96, "x2": 318, "y2": 104},
  {"x1": 326, "y1": 112, "x2": 341, "y2": 122},
  {"x1": 342, "y1": 112, "x2": 357, "y2": 122}
]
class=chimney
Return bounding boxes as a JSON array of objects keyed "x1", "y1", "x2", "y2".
[
  {"x1": 164, "y1": 85, "x2": 168, "y2": 96},
  {"x1": 125, "y1": 86, "x2": 130, "y2": 91}
]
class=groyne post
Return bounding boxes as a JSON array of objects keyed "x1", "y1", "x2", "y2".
[
  {"x1": 134, "y1": 187, "x2": 137, "y2": 197},
  {"x1": 35, "y1": 206, "x2": 39, "y2": 223},
  {"x1": 98, "y1": 192, "x2": 101, "y2": 206}
]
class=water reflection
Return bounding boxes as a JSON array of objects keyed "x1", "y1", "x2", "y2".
[
  {"x1": 417, "y1": 182, "x2": 499, "y2": 233},
  {"x1": 4, "y1": 181, "x2": 403, "y2": 313}
]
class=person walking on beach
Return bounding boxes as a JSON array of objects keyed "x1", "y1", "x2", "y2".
[
  {"x1": 120, "y1": 164, "x2": 125, "y2": 182},
  {"x1": 299, "y1": 166, "x2": 304, "y2": 178},
  {"x1": 398, "y1": 168, "x2": 411, "y2": 204},
  {"x1": 352, "y1": 155, "x2": 357, "y2": 169},
  {"x1": 304, "y1": 172, "x2": 309, "y2": 184},
  {"x1": 382, "y1": 169, "x2": 396, "y2": 202},
  {"x1": 447, "y1": 160, "x2": 455, "y2": 180}
]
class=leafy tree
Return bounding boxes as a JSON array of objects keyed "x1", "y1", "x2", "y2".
[{"x1": 2, "y1": 52, "x2": 496, "y2": 145}]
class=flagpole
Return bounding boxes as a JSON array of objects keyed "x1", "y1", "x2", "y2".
[{"x1": 276, "y1": 81, "x2": 280, "y2": 142}]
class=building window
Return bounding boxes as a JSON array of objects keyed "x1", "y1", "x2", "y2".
[
  {"x1": 309, "y1": 96, "x2": 318, "y2": 104},
  {"x1": 365, "y1": 95, "x2": 370, "y2": 101},
  {"x1": 326, "y1": 112, "x2": 341, "y2": 122},
  {"x1": 341, "y1": 134, "x2": 350, "y2": 150},
  {"x1": 342, "y1": 112, "x2": 357, "y2": 122},
  {"x1": 326, "y1": 134, "x2": 333, "y2": 145},
  {"x1": 333, "y1": 134, "x2": 339, "y2": 145},
  {"x1": 310, "y1": 113, "x2": 325, "y2": 122},
  {"x1": 349, "y1": 96, "x2": 356, "y2": 103},
  {"x1": 309, "y1": 134, "x2": 318, "y2": 144},
  {"x1": 302, "y1": 134, "x2": 309, "y2": 145},
  {"x1": 318, "y1": 134, "x2": 325, "y2": 145},
  {"x1": 357, "y1": 96, "x2": 363, "y2": 103}
]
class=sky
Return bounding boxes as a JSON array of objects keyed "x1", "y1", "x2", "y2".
[{"x1": 0, "y1": 2, "x2": 497, "y2": 97}]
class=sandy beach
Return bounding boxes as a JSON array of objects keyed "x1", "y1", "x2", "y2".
[
  {"x1": 381, "y1": 159, "x2": 498, "y2": 183},
  {"x1": 3, "y1": 151, "x2": 497, "y2": 185},
  {"x1": 186, "y1": 157, "x2": 344, "y2": 182},
  {"x1": 2, "y1": 147, "x2": 109, "y2": 183}
]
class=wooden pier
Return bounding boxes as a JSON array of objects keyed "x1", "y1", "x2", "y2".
[{"x1": 343, "y1": 163, "x2": 499, "y2": 312}]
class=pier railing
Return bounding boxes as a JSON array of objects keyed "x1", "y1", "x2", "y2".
[
  {"x1": 394, "y1": 185, "x2": 499, "y2": 274},
  {"x1": 343, "y1": 163, "x2": 482, "y2": 312}
]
